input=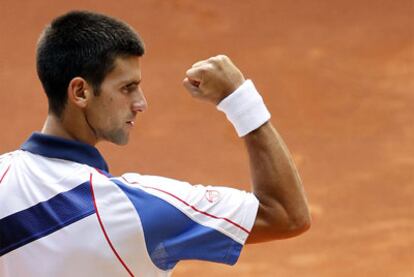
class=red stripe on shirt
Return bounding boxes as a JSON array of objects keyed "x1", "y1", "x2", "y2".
[
  {"x1": 121, "y1": 176, "x2": 250, "y2": 235},
  {"x1": 0, "y1": 164, "x2": 11, "y2": 184},
  {"x1": 89, "y1": 173, "x2": 135, "y2": 277}
]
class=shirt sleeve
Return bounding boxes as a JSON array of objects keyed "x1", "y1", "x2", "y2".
[{"x1": 114, "y1": 173, "x2": 259, "y2": 271}]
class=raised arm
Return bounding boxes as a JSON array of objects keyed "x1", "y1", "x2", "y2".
[{"x1": 183, "y1": 55, "x2": 311, "y2": 243}]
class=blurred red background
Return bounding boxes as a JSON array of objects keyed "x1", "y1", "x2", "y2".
[{"x1": 1, "y1": 1, "x2": 413, "y2": 276}]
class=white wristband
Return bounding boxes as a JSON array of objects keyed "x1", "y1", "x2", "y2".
[{"x1": 217, "y1": 80, "x2": 271, "y2": 137}]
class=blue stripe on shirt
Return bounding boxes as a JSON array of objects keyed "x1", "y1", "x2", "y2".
[
  {"x1": 113, "y1": 180, "x2": 243, "y2": 270},
  {"x1": 0, "y1": 182, "x2": 95, "y2": 256}
]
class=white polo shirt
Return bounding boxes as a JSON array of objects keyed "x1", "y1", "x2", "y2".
[{"x1": 0, "y1": 133, "x2": 259, "y2": 276}]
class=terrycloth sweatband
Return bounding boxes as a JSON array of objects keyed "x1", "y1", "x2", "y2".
[{"x1": 217, "y1": 80, "x2": 271, "y2": 137}]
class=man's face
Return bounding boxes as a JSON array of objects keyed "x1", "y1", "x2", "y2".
[{"x1": 85, "y1": 56, "x2": 147, "y2": 145}]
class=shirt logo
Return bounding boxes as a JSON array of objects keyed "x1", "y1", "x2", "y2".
[{"x1": 205, "y1": 190, "x2": 220, "y2": 203}]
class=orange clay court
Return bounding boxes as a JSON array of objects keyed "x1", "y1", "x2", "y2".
[{"x1": 0, "y1": 1, "x2": 413, "y2": 276}]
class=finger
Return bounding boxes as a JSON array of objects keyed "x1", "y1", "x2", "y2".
[
  {"x1": 192, "y1": 59, "x2": 208, "y2": 68},
  {"x1": 183, "y1": 77, "x2": 202, "y2": 95},
  {"x1": 186, "y1": 62, "x2": 215, "y2": 81},
  {"x1": 184, "y1": 78, "x2": 200, "y2": 89},
  {"x1": 185, "y1": 67, "x2": 203, "y2": 83},
  {"x1": 189, "y1": 78, "x2": 200, "y2": 87}
]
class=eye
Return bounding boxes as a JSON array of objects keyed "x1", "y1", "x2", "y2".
[{"x1": 122, "y1": 83, "x2": 138, "y2": 94}]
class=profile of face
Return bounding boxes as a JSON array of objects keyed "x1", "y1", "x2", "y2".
[{"x1": 85, "y1": 56, "x2": 147, "y2": 145}]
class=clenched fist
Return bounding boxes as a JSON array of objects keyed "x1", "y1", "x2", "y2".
[{"x1": 183, "y1": 55, "x2": 245, "y2": 104}]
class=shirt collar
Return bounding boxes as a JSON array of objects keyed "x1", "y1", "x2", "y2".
[{"x1": 20, "y1": 132, "x2": 109, "y2": 172}]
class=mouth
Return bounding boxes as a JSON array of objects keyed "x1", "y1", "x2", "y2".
[{"x1": 126, "y1": 120, "x2": 135, "y2": 127}]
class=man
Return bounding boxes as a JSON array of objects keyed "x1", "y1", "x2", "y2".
[{"x1": 0, "y1": 10, "x2": 310, "y2": 276}]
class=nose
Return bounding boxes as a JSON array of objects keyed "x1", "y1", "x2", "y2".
[{"x1": 131, "y1": 89, "x2": 148, "y2": 112}]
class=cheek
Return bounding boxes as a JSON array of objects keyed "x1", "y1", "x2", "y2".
[
  {"x1": 90, "y1": 100, "x2": 112, "y2": 127},
  {"x1": 91, "y1": 94, "x2": 128, "y2": 127},
  {"x1": 107, "y1": 100, "x2": 128, "y2": 125}
]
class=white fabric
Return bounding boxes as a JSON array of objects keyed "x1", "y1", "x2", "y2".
[
  {"x1": 217, "y1": 80, "x2": 271, "y2": 137},
  {"x1": 0, "y1": 151, "x2": 89, "y2": 219},
  {"x1": 0, "y1": 149, "x2": 259, "y2": 277},
  {"x1": 120, "y1": 173, "x2": 258, "y2": 245}
]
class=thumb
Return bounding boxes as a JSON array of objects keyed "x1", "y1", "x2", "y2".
[{"x1": 183, "y1": 77, "x2": 202, "y2": 95}]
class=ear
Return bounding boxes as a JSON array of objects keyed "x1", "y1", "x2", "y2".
[{"x1": 67, "y1": 77, "x2": 93, "y2": 109}]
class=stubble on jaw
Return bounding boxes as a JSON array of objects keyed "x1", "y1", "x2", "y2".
[{"x1": 100, "y1": 127, "x2": 130, "y2": 145}]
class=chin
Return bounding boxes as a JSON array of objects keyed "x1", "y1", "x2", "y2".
[
  {"x1": 112, "y1": 136, "x2": 129, "y2": 145},
  {"x1": 117, "y1": 140, "x2": 129, "y2": 146},
  {"x1": 104, "y1": 131, "x2": 129, "y2": 145}
]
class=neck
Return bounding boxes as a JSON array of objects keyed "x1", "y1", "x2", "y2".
[{"x1": 41, "y1": 112, "x2": 98, "y2": 146}]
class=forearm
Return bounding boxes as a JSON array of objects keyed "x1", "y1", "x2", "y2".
[
  {"x1": 183, "y1": 55, "x2": 311, "y2": 242},
  {"x1": 245, "y1": 121, "x2": 311, "y2": 243}
]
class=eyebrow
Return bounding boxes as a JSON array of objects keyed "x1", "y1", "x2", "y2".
[{"x1": 122, "y1": 79, "x2": 141, "y2": 87}]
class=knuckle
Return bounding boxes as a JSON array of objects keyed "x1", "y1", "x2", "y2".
[
  {"x1": 198, "y1": 64, "x2": 214, "y2": 74},
  {"x1": 209, "y1": 55, "x2": 225, "y2": 62},
  {"x1": 197, "y1": 67, "x2": 207, "y2": 74},
  {"x1": 207, "y1": 56, "x2": 217, "y2": 64},
  {"x1": 208, "y1": 55, "x2": 229, "y2": 68},
  {"x1": 192, "y1": 60, "x2": 205, "y2": 68},
  {"x1": 217, "y1": 54, "x2": 229, "y2": 62}
]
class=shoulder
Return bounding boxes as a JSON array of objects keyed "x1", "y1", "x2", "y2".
[
  {"x1": 111, "y1": 173, "x2": 195, "y2": 202},
  {"x1": 0, "y1": 150, "x2": 17, "y2": 163},
  {"x1": 113, "y1": 172, "x2": 258, "y2": 212},
  {"x1": 0, "y1": 150, "x2": 20, "y2": 174},
  {"x1": 119, "y1": 173, "x2": 192, "y2": 188}
]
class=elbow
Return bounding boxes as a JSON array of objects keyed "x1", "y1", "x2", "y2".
[
  {"x1": 248, "y1": 203, "x2": 311, "y2": 243},
  {"x1": 270, "y1": 213, "x2": 311, "y2": 240},
  {"x1": 264, "y1": 204, "x2": 312, "y2": 240},
  {"x1": 287, "y1": 212, "x2": 312, "y2": 237},
  {"x1": 275, "y1": 202, "x2": 312, "y2": 238},
  {"x1": 284, "y1": 200, "x2": 312, "y2": 237}
]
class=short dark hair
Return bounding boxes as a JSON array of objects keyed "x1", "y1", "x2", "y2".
[{"x1": 36, "y1": 10, "x2": 145, "y2": 116}]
